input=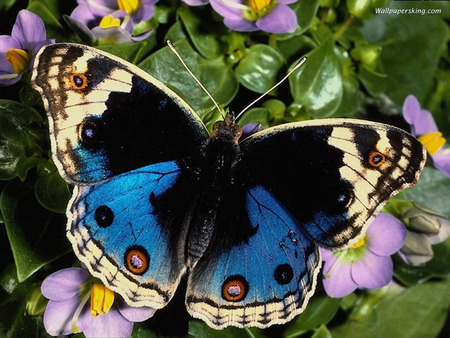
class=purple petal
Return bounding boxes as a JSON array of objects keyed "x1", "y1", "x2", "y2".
[
  {"x1": 131, "y1": 1, "x2": 158, "y2": 23},
  {"x1": 11, "y1": 10, "x2": 46, "y2": 51},
  {"x1": 256, "y1": 4, "x2": 298, "y2": 33},
  {"x1": 351, "y1": 252, "x2": 393, "y2": 289},
  {"x1": 210, "y1": 0, "x2": 243, "y2": 20},
  {"x1": 432, "y1": 149, "x2": 450, "y2": 178},
  {"x1": 367, "y1": 213, "x2": 406, "y2": 256},
  {"x1": 322, "y1": 258, "x2": 357, "y2": 298},
  {"x1": 0, "y1": 36, "x2": 20, "y2": 73},
  {"x1": 83, "y1": 305, "x2": 134, "y2": 338},
  {"x1": 70, "y1": 3, "x2": 99, "y2": 27},
  {"x1": 241, "y1": 123, "x2": 264, "y2": 139},
  {"x1": 278, "y1": 0, "x2": 297, "y2": 3},
  {"x1": 85, "y1": 0, "x2": 117, "y2": 17},
  {"x1": 43, "y1": 297, "x2": 92, "y2": 335},
  {"x1": 319, "y1": 247, "x2": 334, "y2": 261},
  {"x1": 41, "y1": 268, "x2": 90, "y2": 301},
  {"x1": 403, "y1": 95, "x2": 438, "y2": 135},
  {"x1": 116, "y1": 298, "x2": 155, "y2": 322},
  {"x1": 224, "y1": 17, "x2": 259, "y2": 32}
]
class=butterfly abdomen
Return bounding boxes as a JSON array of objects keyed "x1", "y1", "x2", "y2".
[{"x1": 186, "y1": 121, "x2": 243, "y2": 265}]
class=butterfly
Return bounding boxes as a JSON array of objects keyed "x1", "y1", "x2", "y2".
[{"x1": 32, "y1": 43, "x2": 426, "y2": 329}]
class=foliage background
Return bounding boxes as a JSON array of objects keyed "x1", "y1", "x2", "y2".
[{"x1": 0, "y1": 0, "x2": 449, "y2": 337}]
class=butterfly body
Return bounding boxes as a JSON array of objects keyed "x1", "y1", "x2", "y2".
[{"x1": 32, "y1": 43, "x2": 426, "y2": 329}]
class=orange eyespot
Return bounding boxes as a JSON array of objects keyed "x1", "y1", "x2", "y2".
[
  {"x1": 368, "y1": 151, "x2": 386, "y2": 167},
  {"x1": 222, "y1": 276, "x2": 248, "y2": 302},
  {"x1": 70, "y1": 73, "x2": 88, "y2": 89},
  {"x1": 125, "y1": 246, "x2": 149, "y2": 275}
]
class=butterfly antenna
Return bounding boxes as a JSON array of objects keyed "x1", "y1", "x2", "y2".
[
  {"x1": 167, "y1": 40, "x2": 225, "y2": 119},
  {"x1": 235, "y1": 57, "x2": 307, "y2": 121}
]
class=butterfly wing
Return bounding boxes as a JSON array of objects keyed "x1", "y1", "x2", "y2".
[
  {"x1": 32, "y1": 43, "x2": 209, "y2": 184},
  {"x1": 186, "y1": 185, "x2": 320, "y2": 329},
  {"x1": 69, "y1": 160, "x2": 189, "y2": 308},
  {"x1": 238, "y1": 119, "x2": 426, "y2": 248}
]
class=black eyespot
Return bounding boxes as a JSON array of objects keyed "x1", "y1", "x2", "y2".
[
  {"x1": 78, "y1": 117, "x2": 104, "y2": 149},
  {"x1": 125, "y1": 245, "x2": 150, "y2": 275},
  {"x1": 221, "y1": 275, "x2": 249, "y2": 302},
  {"x1": 274, "y1": 264, "x2": 294, "y2": 285},
  {"x1": 95, "y1": 205, "x2": 114, "y2": 228},
  {"x1": 368, "y1": 151, "x2": 386, "y2": 167},
  {"x1": 70, "y1": 73, "x2": 89, "y2": 89},
  {"x1": 336, "y1": 189, "x2": 353, "y2": 210}
]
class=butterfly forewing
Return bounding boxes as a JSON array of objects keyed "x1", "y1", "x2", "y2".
[
  {"x1": 239, "y1": 119, "x2": 426, "y2": 249},
  {"x1": 32, "y1": 43, "x2": 209, "y2": 184}
]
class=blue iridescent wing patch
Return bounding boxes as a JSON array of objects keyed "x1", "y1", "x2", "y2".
[
  {"x1": 69, "y1": 161, "x2": 188, "y2": 308},
  {"x1": 186, "y1": 185, "x2": 320, "y2": 328},
  {"x1": 32, "y1": 43, "x2": 426, "y2": 330}
]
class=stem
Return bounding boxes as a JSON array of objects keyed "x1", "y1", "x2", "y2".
[{"x1": 333, "y1": 15, "x2": 355, "y2": 41}]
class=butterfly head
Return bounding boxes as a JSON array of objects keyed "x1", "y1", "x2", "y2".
[{"x1": 211, "y1": 111, "x2": 242, "y2": 145}]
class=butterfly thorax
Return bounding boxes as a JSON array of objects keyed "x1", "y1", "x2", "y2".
[{"x1": 185, "y1": 115, "x2": 243, "y2": 266}]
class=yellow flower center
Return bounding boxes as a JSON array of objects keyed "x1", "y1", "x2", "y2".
[
  {"x1": 418, "y1": 131, "x2": 446, "y2": 155},
  {"x1": 118, "y1": 0, "x2": 140, "y2": 15},
  {"x1": 90, "y1": 284, "x2": 115, "y2": 317},
  {"x1": 241, "y1": 0, "x2": 275, "y2": 21},
  {"x1": 5, "y1": 48, "x2": 30, "y2": 74},
  {"x1": 99, "y1": 15, "x2": 121, "y2": 28},
  {"x1": 248, "y1": 0, "x2": 271, "y2": 11},
  {"x1": 350, "y1": 234, "x2": 366, "y2": 249}
]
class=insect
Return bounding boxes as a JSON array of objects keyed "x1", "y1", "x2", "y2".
[{"x1": 32, "y1": 43, "x2": 426, "y2": 329}]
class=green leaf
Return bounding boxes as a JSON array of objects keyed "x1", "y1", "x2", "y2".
[
  {"x1": 393, "y1": 240, "x2": 450, "y2": 286},
  {"x1": 235, "y1": 44, "x2": 286, "y2": 94},
  {"x1": 0, "y1": 100, "x2": 46, "y2": 181},
  {"x1": 402, "y1": 167, "x2": 450, "y2": 218},
  {"x1": 188, "y1": 320, "x2": 264, "y2": 338},
  {"x1": 178, "y1": 6, "x2": 225, "y2": 59},
  {"x1": 330, "y1": 279, "x2": 450, "y2": 337},
  {"x1": 0, "y1": 0, "x2": 16, "y2": 12},
  {"x1": 35, "y1": 165, "x2": 71, "y2": 214},
  {"x1": 284, "y1": 295, "x2": 341, "y2": 338},
  {"x1": 289, "y1": 38, "x2": 343, "y2": 118},
  {"x1": 238, "y1": 108, "x2": 271, "y2": 129},
  {"x1": 27, "y1": 0, "x2": 66, "y2": 41},
  {"x1": 139, "y1": 39, "x2": 238, "y2": 119},
  {"x1": 97, "y1": 40, "x2": 154, "y2": 64},
  {"x1": 332, "y1": 47, "x2": 360, "y2": 118},
  {"x1": 1, "y1": 180, "x2": 70, "y2": 282},
  {"x1": 291, "y1": 0, "x2": 320, "y2": 35},
  {"x1": 360, "y1": 2, "x2": 449, "y2": 104}
]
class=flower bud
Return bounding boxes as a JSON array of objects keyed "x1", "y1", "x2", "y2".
[{"x1": 403, "y1": 204, "x2": 448, "y2": 235}]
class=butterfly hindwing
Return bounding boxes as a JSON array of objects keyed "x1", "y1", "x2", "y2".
[
  {"x1": 32, "y1": 43, "x2": 209, "y2": 184},
  {"x1": 239, "y1": 119, "x2": 426, "y2": 249},
  {"x1": 186, "y1": 185, "x2": 320, "y2": 329},
  {"x1": 68, "y1": 161, "x2": 188, "y2": 308}
]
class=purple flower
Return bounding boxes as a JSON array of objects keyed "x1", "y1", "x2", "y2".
[
  {"x1": 210, "y1": 0, "x2": 298, "y2": 33},
  {"x1": 240, "y1": 122, "x2": 264, "y2": 139},
  {"x1": 0, "y1": 10, "x2": 53, "y2": 86},
  {"x1": 320, "y1": 213, "x2": 407, "y2": 298},
  {"x1": 41, "y1": 267, "x2": 154, "y2": 337},
  {"x1": 67, "y1": 0, "x2": 159, "y2": 44},
  {"x1": 403, "y1": 95, "x2": 450, "y2": 178},
  {"x1": 182, "y1": 0, "x2": 210, "y2": 5}
]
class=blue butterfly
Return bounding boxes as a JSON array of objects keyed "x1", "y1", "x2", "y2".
[{"x1": 32, "y1": 43, "x2": 426, "y2": 329}]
